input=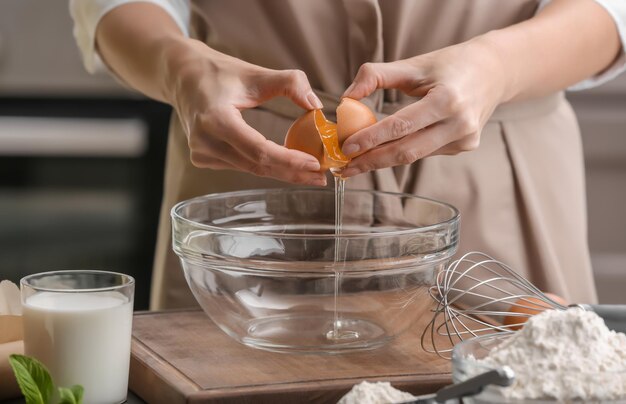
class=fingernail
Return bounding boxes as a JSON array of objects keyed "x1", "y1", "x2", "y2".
[
  {"x1": 344, "y1": 82, "x2": 356, "y2": 96},
  {"x1": 307, "y1": 92, "x2": 323, "y2": 110},
  {"x1": 342, "y1": 143, "x2": 360, "y2": 156},
  {"x1": 304, "y1": 160, "x2": 321, "y2": 171},
  {"x1": 308, "y1": 178, "x2": 327, "y2": 186},
  {"x1": 341, "y1": 168, "x2": 359, "y2": 177}
]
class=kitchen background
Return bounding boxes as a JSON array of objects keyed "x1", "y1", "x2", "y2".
[{"x1": 1, "y1": 1, "x2": 624, "y2": 309}]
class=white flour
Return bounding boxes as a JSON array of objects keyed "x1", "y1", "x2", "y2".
[
  {"x1": 338, "y1": 381, "x2": 415, "y2": 404},
  {"x1": 478, "y1": 308, "x2": 626, "y2": 401}
]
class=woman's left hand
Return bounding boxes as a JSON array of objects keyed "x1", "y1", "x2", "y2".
[{"x1": 340, "y1": 38, "x2": 508, "y2": 178}]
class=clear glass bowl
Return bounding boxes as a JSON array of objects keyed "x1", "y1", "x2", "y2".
[
  {"x1": 453, "y1": 334, "x2": 626, "y2": 403},
  {"x1": 171, "y1": 188, "x2": 459, "y2": 353}
]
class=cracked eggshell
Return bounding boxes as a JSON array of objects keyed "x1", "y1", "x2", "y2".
[{"x1": 284, "y1": 98, "x2": 376, "y2": 171}]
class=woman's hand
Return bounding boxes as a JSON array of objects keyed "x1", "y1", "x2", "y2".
[
  {"x1": 340, "y1": 39, "x2": 507, "y2": 178},
  {"x1": 163, "y1": 38, "x2": 327, "y2": 185}
]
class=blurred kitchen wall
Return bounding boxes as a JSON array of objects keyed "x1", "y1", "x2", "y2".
[
  {"x1": 0, "y1": 0, "x2": 171, "y2": 309},
  {"x1": 568, "y1": 77, "x2": 626, "y2": 304},
  {"x1": 0, "y1": 0, "x2": 624, "y2": 307}
]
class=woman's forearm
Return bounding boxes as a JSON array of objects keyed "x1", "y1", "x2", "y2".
[
  {"x1": 95, "y1": 2, "x2": 326, "y2": 185},
  {"x1": 480, "y1": 0, "x2": 621, "y2": 103},
  {"x1": 95, "y1": 3, "x2": 189, "y2": 103}
]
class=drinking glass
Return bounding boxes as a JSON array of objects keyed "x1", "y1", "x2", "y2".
[{"x1": 21, "y1": 270, "x2": 134, "y2": 404}]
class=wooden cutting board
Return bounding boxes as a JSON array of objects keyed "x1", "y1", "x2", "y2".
[{"x1": 129, "y1": 310, "x2": 452, "y2": 404}]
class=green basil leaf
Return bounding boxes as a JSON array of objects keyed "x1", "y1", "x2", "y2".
[
  {"x1": 8, "y1": 357, "x2": 43, "y2": 404},
  {"x1": 57, "y1": 384, "x2": 84, "y2": 404},
  {"x1": 8, "y1": 354, "x2": 53, "y2": 404},
  {"x1": 57, "y1": 387, "x2": 77, "y2": 404},
  {"x1": 70, "y1": 385, "x2": 84, "y2": 404}
]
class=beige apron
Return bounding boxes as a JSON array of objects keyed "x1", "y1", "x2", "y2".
[{"x1": 150, "y1": 0, "x2": 597, "y2": 309}]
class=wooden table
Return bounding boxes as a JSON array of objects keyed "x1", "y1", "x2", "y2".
[{"x1": 129, "y1": 310, "x2": 451, "y2": 403}]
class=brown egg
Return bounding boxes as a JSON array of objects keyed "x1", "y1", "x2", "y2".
[
  {"x1": 284, "y1": 97, "x2": 377, "y2": 171},
  {"x1": 336, "y1": 97, "x2": 377, "y2": 145},
  {"x1": 503, "y1": 293, "x2": 568, "y2": 331}
]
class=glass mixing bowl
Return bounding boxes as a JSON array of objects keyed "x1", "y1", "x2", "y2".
[
  {"x1": 453, "y1": 333, "x2": 626, "y2": 403},
  {"x1": 171, "y1": 188, "x2": 459, "y2": 353}
]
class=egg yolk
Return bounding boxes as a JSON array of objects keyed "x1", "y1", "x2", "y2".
[{"x1": 314, "y1": 110, "x2": 350, "y2": 165}]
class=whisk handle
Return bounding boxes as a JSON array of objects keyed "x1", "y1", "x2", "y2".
[{"x1": 578, "y1": 304, "x2": 626, "y2": 334}]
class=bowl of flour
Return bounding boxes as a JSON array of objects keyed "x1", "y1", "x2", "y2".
[{"x1": 452, "y1": 308, "x2": 626, "y2": 403}]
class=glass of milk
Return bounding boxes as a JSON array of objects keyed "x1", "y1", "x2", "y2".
[{"x1": 21, "y1": 270, "x2": 134, "y2": 404}]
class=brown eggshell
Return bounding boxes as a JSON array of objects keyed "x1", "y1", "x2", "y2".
[
  {"x1": 284, "y1": 110, "x2": 325, "y2": 163},
  {"x1": 503, "y1": 293, "x2": 568, "y2": 331},
  {"x1": 284, "y1": 98, "x2": 377, "y2": 172},
  {"x1": 336, "y1": 97, "x2": 377, "y2": 145}
]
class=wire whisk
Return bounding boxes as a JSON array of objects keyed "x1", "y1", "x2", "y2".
[
  {"x1": 421, "y1": 251, "x2": 571, "y2": 358},
  {"x1": 421, "y1": 251, "x2": 626, "y2": 358}
]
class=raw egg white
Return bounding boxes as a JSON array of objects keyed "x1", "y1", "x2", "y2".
[{"x1": 284, "y1": 98, "x2": 376, "y2": 171}]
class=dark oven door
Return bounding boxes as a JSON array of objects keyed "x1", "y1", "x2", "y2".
[{"x1": 0, "y1": 98, "x2": 170, "y2": 309}]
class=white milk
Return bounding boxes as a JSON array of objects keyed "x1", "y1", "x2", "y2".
[{"x1": 23, "y1": 291, "x2": 133, "y2": 404}]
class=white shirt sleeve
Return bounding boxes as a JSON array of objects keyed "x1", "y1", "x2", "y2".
[
  {"x1": 69, "y1": 0, "x2": 190, "y2": 74},
  {"x1": 538, "y1": 0, "x2": 626, "y2": 91}
]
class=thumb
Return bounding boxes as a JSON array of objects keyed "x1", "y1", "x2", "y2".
[
  {"x1": 259, "y1": 69, "x2": 323, "y2": 110},
  {"x1": 343, "y1": 61, "x2": 414, "y2": 99}
]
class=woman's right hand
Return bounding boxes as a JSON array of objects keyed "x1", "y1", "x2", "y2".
[{"x1": 162, "y1": 38, "x2": 327, "y2": 186}]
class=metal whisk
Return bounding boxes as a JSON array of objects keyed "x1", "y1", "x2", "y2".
[{"x1": 421, "y1": 251, "x2": 626, "y2": 358}]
